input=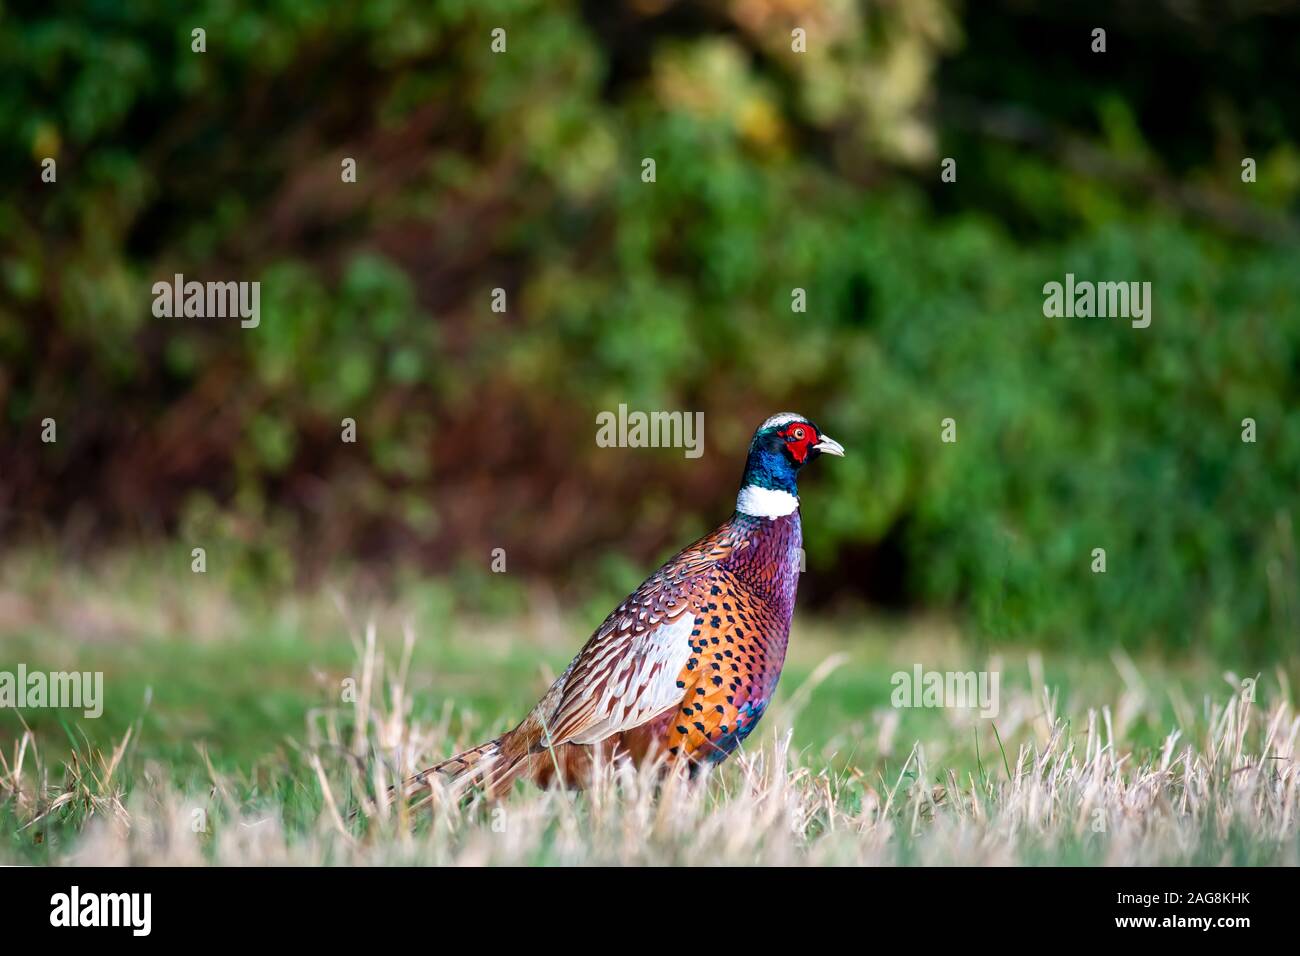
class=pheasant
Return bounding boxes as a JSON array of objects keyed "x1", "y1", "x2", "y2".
[{"x1": 411, "y1": 413, "x2": 843, "y2": 798}]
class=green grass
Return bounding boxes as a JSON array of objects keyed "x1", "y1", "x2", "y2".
[
  {"x1": 2, "y1": 551, "x2": 1297, "y2": 865},
  {"x1": 1, "y1": 596, "x2": 1244, "y2": 779}
]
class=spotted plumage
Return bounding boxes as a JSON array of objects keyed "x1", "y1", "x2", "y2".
[{"x1": 407, "y1": 413, "x2": 844, "y2": 798}]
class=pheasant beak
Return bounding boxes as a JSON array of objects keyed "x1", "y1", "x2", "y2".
[{"x1": 814, "y1": 434, "x2": 845, "y2": 457}]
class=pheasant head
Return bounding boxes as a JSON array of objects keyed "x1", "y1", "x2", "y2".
[{"x1": 737, "y1": 412, "x2": 843, "y2": 518}]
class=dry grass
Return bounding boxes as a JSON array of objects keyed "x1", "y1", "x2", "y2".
[{"x1": 3, "y1": 622, "x2": 1298, "y2": 866}]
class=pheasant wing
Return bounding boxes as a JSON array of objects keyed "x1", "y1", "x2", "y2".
[{"x1": 542, "y1": 525, "x2": 743, "y2": 747}]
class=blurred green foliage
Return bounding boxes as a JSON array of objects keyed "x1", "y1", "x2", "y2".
[{"x1": 1, "y1": 1, "x2": 1297, "y2": 658}]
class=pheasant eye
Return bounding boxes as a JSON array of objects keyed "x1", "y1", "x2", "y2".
[{"x1": 791, "y1": 427, "x2": 806, "y2": 440}]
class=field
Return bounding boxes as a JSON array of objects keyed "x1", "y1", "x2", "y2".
[
  {"x1": 2, "y1": 551, "x2": 1297, "y2": 866},
  {"x1": 4, "y1": 1, "x2": 1298, "y2": 885}
]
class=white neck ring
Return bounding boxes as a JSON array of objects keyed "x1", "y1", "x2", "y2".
[{"x1": 736, "y1": 484, "x2": 799, "y2": 518}]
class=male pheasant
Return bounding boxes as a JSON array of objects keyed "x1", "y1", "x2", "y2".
[{"x1": 411, "y1": 413, "x2": 843, "y2": 798}]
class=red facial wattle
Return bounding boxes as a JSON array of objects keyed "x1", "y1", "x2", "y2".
[{"x1": 781, "y1": 423, "x2": 818, "y2": 464}]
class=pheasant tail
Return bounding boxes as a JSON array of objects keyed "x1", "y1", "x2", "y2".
[{"x1": 403, "y1": 736, "x2": 517, "y2": 800}]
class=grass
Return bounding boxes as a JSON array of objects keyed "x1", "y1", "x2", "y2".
[{"x1": 1, "y1": 551, "x2": 1298, "y2": 865}]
